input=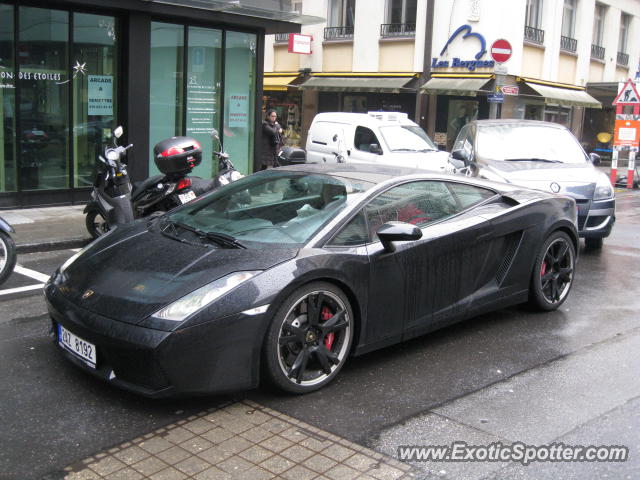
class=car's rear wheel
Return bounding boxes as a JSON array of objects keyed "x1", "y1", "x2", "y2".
[
  {"x1": 0, "y1": 231, "x2": 17, "y2": 285},
  {"x1": 263, "y1": 282, "x2": 353, "y2": 394},
  {"x1": 529, "y1": 231, "x2": 575, "y2": 311},
  {"x1": 585, "y1": 237, "x2": 603, "y2": 250}
]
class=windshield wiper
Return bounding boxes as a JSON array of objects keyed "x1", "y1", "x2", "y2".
[
  {"x1": 159, "y1": 219, "x2": 202, "y2": 247},
  {"x1": 504, "y1": 158, "x2": 562, "y2": 163},
  {"x1": 175, "y1": 221, "x2": 246, "y2": 249}
]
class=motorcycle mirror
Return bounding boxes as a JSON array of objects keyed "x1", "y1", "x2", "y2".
[
  {"x1": 113, "y1": 126, "x2": 124, "y2": 138},
  {"x1": 210, "y1": 129, "x2": 219, "y2": 139}
]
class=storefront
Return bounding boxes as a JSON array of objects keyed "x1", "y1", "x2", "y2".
[
  {"x1": 0, "y1": 0, "x2": 306, "y2": 208},
  {"x1": 262, "y1": 72, "x2": 304, "y2": 147}
]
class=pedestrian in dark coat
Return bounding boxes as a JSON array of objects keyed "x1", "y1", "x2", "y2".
[{"x1": 260, "y1": 109, "x2": 283, "y2": 169}]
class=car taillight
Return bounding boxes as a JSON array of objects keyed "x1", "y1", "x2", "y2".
[
  {"x1": 161, "y1": 146, "x2": 184, "y2": 157},
  {"x1": 177, "y1": 178, "x2": 192, "y2": 191}
]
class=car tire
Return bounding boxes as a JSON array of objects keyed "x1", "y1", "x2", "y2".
[
  {"x1": 85, "y1": 210, "x2": 109, "y2": 239},
  {"x1": 528, "y1": 231, "x2": 576, "y2": 311},
  {"x1": 585, "y1": 237, "x2": 603, "y2": 250},
  {"x1": 263, "y1": 281, "x2": 354, "y2": 394},
  {"x1": 0, "y1": 230, "x2": 17, "y2": 285}
]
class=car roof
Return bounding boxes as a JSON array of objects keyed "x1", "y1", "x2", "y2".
[
  {"x1": 471, "y1": 119, "x2": 567, "y2": 129},
  {"x1": 312, "y1": 112, "x2": 417, "y2": 128},
  {"x1": 273, "y1": 163, "x2": 515, "y2": 193}
]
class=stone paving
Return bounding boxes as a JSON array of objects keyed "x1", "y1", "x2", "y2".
[{"x1": 62, "y1": 400, "x2": 416, "y2": 480}]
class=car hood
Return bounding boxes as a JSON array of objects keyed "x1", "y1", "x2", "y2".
[
  {"x1": 57, "y1": 224, "x2": 298, "y2": 325},
  {"x1": 481, "y1": 160, "x2": 599, "y2": 198}
]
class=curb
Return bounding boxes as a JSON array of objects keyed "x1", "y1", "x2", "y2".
[{"x1": 16, "y1": 238, "x2": 92, "y2": 254}]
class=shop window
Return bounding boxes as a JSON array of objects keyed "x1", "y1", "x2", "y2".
[
  {"x1": 186, "y1": 26, "x2": 222, "y2": 179},
  {"x1": 447, "y1": 100, "x2": 478, "y2": 151},
  {"x1": 544, "y1": 105, "x2": 572, "y2": 128},
  {"x1": 223, "y1": 31, "x2": 256, "y2": 175},
  {"x1": 0, "y1": 3, "x2": 16, "y2": 192},
  {"x1": 149, "y1": 22, "x2": 185, "y2": 177},
  {"x1": 72, "y1": 13, "x2": 118, "y2": 188},
  {"x1": 18, "y1": 7, "x2": 70, "y2": 191},
  {"x1": 150, "y1": 24, "x2": 255, "y2": 177}
]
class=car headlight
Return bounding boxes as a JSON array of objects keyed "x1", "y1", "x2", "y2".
[
  {"x1": 593, "y1": 173, "x2": 614, "y2": 201},
  {"x1": 151, "y1": 271, "x2": 261, "y2": 322}
]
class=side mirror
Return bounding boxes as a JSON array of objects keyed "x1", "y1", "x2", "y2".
[
  {"x1": 113, "y1": 126, "x2": 123, "y2": 138},
  {"x1": 589, "y1": 152, "x2": 601, "y2": 165},
  {"x1": 451, "y1": 148, "x2": 471, "y2": 164},
  {"x1": 370, "y1": 143, "x2": 383, "y2": 155},
  {"x1": 376, "y1": 221, "x2": 422, "y2": 253},
  {"x1": 211, "y1": 128, "x2": 219, "y2": 140}
]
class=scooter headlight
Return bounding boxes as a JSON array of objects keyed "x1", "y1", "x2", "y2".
[
  {"x1": 106, "y1": 150, "x2": 120, "y2": 162},
  {"x1": 229, "y1": 170, "x2": 243, "y2": 182}
]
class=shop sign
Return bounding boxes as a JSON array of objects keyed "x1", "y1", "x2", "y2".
[
  {"x1": 288, "y1": 34, "x2": 312, "y2": 55},
  {"x1": 501, "y1": 85, "x2": 519, "y2": 95},
  {"x1": 88, "y1": 75, "x2": 113, "y2": 116},
  {"x1": 432, "y1": 25, "x2": 495, "y2": 72},
  {"x1": 228, "y1": 93, "x2": 248, "y2": 127}
]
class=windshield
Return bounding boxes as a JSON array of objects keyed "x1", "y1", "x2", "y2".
[
  {"x1": 167, "y1": 170, "x2": 374, "y2": 247},
  {"x1": 379, "y1": 125, "x2": 438, "y2": 152},
  {"x1": 476, "y1": 124, "x2": 589, "y2": 164}
]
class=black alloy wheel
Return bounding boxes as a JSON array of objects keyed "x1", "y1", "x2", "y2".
[
  {"x1": 529, "y1": 231, "x2": 576, "y2": 311},
  {"x1": 263, "y1": 282, "x2": 353, "y2": 394},
  {"x1": 85, "y1": 210, "x2": 110, "y2": 239},
  {"x1": 0, "y1": 230, "x2": 17, "y2": 285}
]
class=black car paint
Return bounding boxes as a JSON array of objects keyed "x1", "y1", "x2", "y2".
[{"x1": 45, "y1": 164, "x2": 578, "y2": 397}]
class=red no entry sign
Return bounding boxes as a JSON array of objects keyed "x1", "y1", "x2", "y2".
[{"x1": 491, "y1": 39, "x2": 512, "y2": 63}]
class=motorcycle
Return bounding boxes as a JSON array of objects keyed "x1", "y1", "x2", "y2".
[
  {"x1": 0, "y1": 216, "x2": 17, "y2": 285},
  {"x1": 84, "y1": 126, "x2": 206, "y2": 238},
  {"x1": 85, "y1": 127, "x2": 243, "y2": 238}
]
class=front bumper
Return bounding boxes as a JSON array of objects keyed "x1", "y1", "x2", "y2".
[
  {"x1": 576, "y1": 197, "x2": 615, "y2": 239},
  {"x1": 45, "y1": 284, "x2": 267, "y2": 398}
]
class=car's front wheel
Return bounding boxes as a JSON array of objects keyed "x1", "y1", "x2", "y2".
[
  {"x1": 528, "y1": 231, "x2": 576, "y2": 311},
  {"x1": 263, "y1": 282, "x2": 353, "y2": 394}
]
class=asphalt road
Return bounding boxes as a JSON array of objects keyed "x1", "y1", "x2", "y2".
[{"x1": 1, "y1": 194, "x2": 639, "y2": 479}]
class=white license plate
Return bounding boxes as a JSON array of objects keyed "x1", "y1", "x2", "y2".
[
  {"x1": 58, "y1": 324, "x2": 96, "y2": 368},
  {"x1": 178, "y1": 191, "x2": 196, "y2": 204}
]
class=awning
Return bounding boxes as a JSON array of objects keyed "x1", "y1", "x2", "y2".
[
  {"x1": 420, "y1": 77, "x2": 492, "y2": 96},
  {"x1": 299, "y1": 76, "x2": 416, "y2": 93},
  {"x1": 263, "y1": 75, "x2": 299, "y2": 91},
  {"x1": 524, "y1": 82, "x2": 601, "y2": 108}
]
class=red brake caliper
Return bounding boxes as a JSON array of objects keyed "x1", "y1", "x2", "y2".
[
  {"x1": 321, "y1": 306, "x2": 335, "y2": 350},
  {"x1": 541, "y1": 261, "x2": 547, "y2": 277}
]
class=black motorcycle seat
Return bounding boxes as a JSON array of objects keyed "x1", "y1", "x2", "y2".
[
  {"x1": 190, "y1": 176, "x2": 216, "y2": 195},
  {"x1": 132, "y1": 175, "x2": 165, "y2": 200}
]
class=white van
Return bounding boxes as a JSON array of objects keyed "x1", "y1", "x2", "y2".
[{"x1": 305, "y1": 112, "x2": 450, "y2": 171}]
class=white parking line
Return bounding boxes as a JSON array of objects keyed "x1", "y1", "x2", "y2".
[
  {"x1": 13, "y1": 265, "x2": 51, "y2": 283},
  {"x1": 0, "y1": 284, "x2": 44, "y2": 296}
]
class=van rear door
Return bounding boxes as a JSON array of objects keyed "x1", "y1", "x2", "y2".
[{"x1": 306, "y1": 121, "x2": 349, "y2": 163}]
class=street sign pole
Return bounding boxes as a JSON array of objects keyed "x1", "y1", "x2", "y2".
[{"x1": 627, "y1": 104, "x2": 640, "y2": 189}]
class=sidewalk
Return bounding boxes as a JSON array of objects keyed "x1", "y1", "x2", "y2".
[{"x1": 1, "y1": 205, "x2": 91, "y2": 253}]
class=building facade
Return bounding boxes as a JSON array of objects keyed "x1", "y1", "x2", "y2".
[
  {"x1": 0, "y1": 0, "x2": 308, "y2": 208},
  {"x1": 264, "y1": 0, "x2": 640, "y2": 153}
]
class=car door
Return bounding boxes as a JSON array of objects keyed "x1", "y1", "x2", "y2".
[
  {"x1": 349, "y1": 126, "x2": 384, "y2": 164},
  {"x1": 363, "y1": 180, "x2": 498, "y2": 341}
]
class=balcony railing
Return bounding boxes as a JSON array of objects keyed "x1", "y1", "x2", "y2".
[
  {"x1": 591, "y1": 44, "x2": 605, "y2": 60},
  {"x1": 560, "y1": 36, "x2": 577, "y2": 53},
  {"x1": 274, "y1": 33, "x2": 289, "y2": 43},
  {"x1": 324, "y1": 26, "x2": 354, "y2": 41},
  {"x1": 617, "y1": 51, "x2": 629, "y2": 66},
  {"x1": 524, "y1": 25, "x2": 544, "y2": 45},
  {"x1": 380, "y1": 23, "x2": 416, "y2": 37}
]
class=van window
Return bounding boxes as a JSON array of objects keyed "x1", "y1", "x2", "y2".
[{"x1": 354, "y1": 126, "x2": 381, "y2": 153}]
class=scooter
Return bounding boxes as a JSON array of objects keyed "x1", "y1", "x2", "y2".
[
  {"x1": 211, "y1": 129, "x2": 243, "y2": 187},
  {"x1": 84, "y1": 127, "x2": 205, "y2": 238},
  {"x1": 0, "y1": 216, "x2": 17, "y2": 285}
]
